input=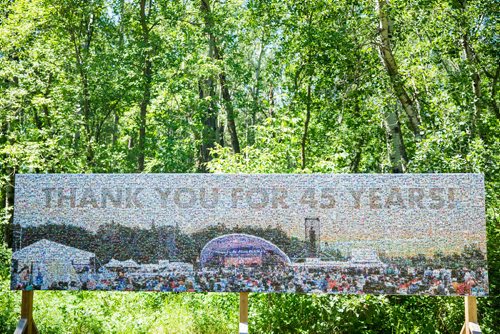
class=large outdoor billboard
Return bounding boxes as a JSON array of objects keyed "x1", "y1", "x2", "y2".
[{"x1": 11, "y1": 174, "x2": 487, "y2": 295}]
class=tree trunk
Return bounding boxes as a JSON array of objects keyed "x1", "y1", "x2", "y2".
[
  {"x1": 384, "y1": 106, "x2": 407, "y2": 173},
  {"x1": 462, "y1": 32, "x2": 483, "y2": 138},
  {"x1": 218, "y1": 62, "x2": 240, "y2": 153},
  {"x1": 1, "y1": 115, "x2": 15, "y2": 246},
  {"x1": 197, "y1": 79, "x2": 218, "y2": 172},
  {"x1": 138, "y1": 0, "x2": 153, "y2": 172},
  {"x1": 197, "y1": 0, "x2": 222, "y2": 171},
  {"x1": 68, "y1": 9, "x2": 95, "y2": 163},
  {"x1": 350, "y1": 102, "x2": 363, "y2": 173},
  {"x1": 268, "y1": 84, "x2": 274, "y2": 117},
  {"x1": 200, "y1": 0, "x2": 240, "y2": 155},
  {"x1": 301, "y1": 80, "x2": 312, "y2": 170},
  {"x1": 3, "y1": 168, "x2": 14, "y2": 247},
  {"x1": 112, "y1": 0, "x2": 124, "y2": 148},
  {"x1": 490, "y1": 64, "x2": 500, "y2": 120},
  {"x1": 248, "y1": 42, "x2": 264, "y2": 146},
  {"x1": 350, "y1": 146, "x2": 363, "y2": 173},
  {"x1": 112, "y1": 112, "x2": 119, "y2": 146},
  {"x1": 376, "y1": 0, "x2": 422, "y2": 139}
]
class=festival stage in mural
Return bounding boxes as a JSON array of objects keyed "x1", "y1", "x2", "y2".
[{"x1": 11, "y1": 174, "x2": 488, "y2": 295}]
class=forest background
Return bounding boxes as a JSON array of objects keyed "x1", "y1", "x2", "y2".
[{"x1": 0, "y1": 0, "x2": 498, "y2": 333}]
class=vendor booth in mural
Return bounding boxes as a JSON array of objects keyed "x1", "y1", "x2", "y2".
[{"x1": 11, "y1": 174, "x2": 488, "y2": 295}]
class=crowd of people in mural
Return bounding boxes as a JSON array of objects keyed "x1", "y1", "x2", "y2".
[
  {"x1": 11, "y1": 232, "x2": 488, "y2": 295},
  {"x1": 12, "y1": 262, "x2": 488, "y2": 296}
]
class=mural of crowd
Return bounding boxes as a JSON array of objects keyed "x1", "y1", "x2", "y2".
[{"x1": 11, "y1": 224, "x2": 488, "y2": 296}]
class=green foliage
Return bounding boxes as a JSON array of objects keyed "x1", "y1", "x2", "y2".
[
  {"x1": 1, "y1": 0, "x2": 499, "y2": 332},
  {"x1": 0, "y1": 288, "x2": 238, "y2": 334},
  {"x1": 250, "y1": 294, "x2": 391, "y2": 333}
]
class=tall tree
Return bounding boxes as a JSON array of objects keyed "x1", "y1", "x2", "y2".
[
  {"x1": 383, "y1": 106, "x2": 407, "y2": 173},
  {"x1": 59, "y1": 1, "x2": 100, "y2": 163},
  {"x1": 376, "y1": 0, "x2": 422, "y2": 139},
  {"x1": 197, "y1": 0, "x2": 220, "y2": 171},
  {"x1": 137, "y1": 0, "x2": 154, "y2": 171},
  {"x1": 216, "y1": 46, "x2": 241, "y2": 154},
  {"x1": 199, "y1": 0, "x2": 240, "y2": 157}
]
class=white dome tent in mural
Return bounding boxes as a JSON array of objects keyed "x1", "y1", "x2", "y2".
[{"x1": 200, "y1": 233, "x2": 292, "y2": 268}]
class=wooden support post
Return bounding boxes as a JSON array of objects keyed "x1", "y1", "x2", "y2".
[
  {"x1": 465, "y1": 296, "x2": 478, "y2": 325},
  {"x1": 460, "y1": 296, "x2": 481, "y2": 334},
  {"x1": 239, "y1": 292, "x2": 249, "y2": 334},
  {"x1": 15, "y1": 290, "x2": 38, "y2": 334}
]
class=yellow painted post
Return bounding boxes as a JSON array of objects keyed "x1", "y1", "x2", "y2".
[
  {"x1": 239, "y1": 292, "x2": 249, "y2": 334},
  {"x1": 461, "y1": 296, "x2": 480, "y2": 334}
]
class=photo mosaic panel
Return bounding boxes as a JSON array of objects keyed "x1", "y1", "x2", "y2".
[{"x1": 11, "y1": 174, "x2": 488, "y2": 295}]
